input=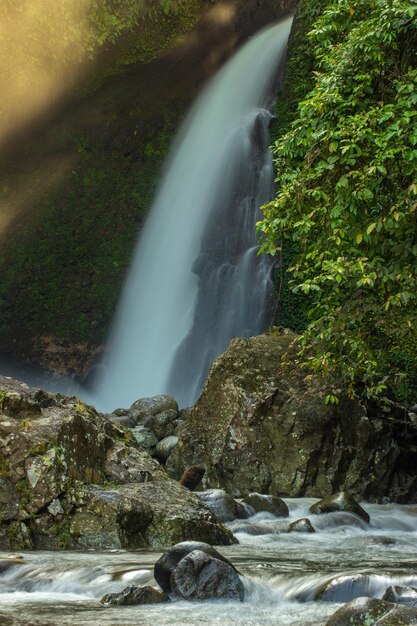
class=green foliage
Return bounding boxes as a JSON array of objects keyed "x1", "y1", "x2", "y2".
[{"x1": 259, "y1": 0, "x2": 417, "y2": 401}]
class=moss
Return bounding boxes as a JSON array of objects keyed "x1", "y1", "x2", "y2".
[{"x1": 269, "y1": 0, "x2": 331, "y2": 333}]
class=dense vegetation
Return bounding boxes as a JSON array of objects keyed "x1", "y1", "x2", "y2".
[{"x1": 259, "y1": 0, "x2": 417, "y2": 402}]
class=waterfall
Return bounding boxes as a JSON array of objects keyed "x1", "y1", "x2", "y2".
[{"x1": 93, "y1": 17, "x2": 293, "y2": 412}]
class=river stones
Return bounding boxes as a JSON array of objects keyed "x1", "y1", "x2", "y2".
[
  {"x1": 170, "y1": 550, "x2": 244, "y2": 602},
  {"x1": 155, "y1": 436, "x2": 179, "y2": 462},
  {"x1": 382, "y1": 585, "x2": 417, "y2": 606},
  {"x1": 309, "y1": 492, "x2": 370, "y2": 523},
  {"x1": 324, "y1": 597, "x2": 417, "y2": 625},
  {"x1": 146, "y1": 410, "x2": 178, "y2": 440},
  {"x1": 154, "y1": 541, "x2": 237, "y2": 594},
  {"x1": 288, "y1": 518, "x2": 315, "y2": 533},
  {"x1": 242, "y1": 493, "x2": 289, "y2": 517},
  {"x1": 101, "y1": 585, "x2": 168, "y2": 606},
  {"x1": 130, "y1": 395, "x2": 179, "y2": 425},
  {"x1": 179, "y1": 465, "x2": 205, "y2": 491},
  {"x1": 197, "y1": 489, "x2": 249, "y2": 522}
]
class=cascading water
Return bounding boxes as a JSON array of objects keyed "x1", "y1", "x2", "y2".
[{"x1": 93, "y1": 18, "x2": 293, "y2": 412}]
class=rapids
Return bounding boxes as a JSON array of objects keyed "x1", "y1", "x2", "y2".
[{"x1": 1, "y1": 499, "x2": 416, "y2": 625}]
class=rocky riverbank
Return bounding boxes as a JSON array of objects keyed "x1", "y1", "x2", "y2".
[{"x1": 0, "y1": 375, "x2": 233, "y2": 550}]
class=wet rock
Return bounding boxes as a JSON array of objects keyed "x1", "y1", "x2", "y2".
[
  {"x1": 288, "y1": 518, "x2": 315, "y2": 533},
  {"x1": 130, "y1": 396, "x2": 178, "y2": 425},
  {"x1": 169, "y1": 330, "x2": 417, "y2": 502},
  {"x1": 0, "y1": 374, "x2": 234, "y2": 550},
  {"x1": 101, "y1": 585, "x2": 168, "y2": 606},
  {"x1": 197, "y1": 489, "x2": 249, "y2": 522},
  {"x1": 109, "y1": 413, "x2": 134, "y2": 428},
  {"x1": 242, "y1": 493, "x2": 289, "y2": 517},
  {"x1": 382, "y1": 585, "x2": 417, "y2": 607},
  {"x1": 155, "y1": 436, "x2": 179, "y2": 462},
  {"x1": 171, "y1": 550, "x2": 244, "y2": 601},
  {"x1": 309, "y1": 492, "x2": 370, "y2": 524},
  {"x1": 154, "y1": 541, "x2": 238, "y2": 594},
  {"x1": 324, "y1": 596, "x2": 417, "y2": 625},
  {"x1": 131, "y1": 427, "x2": 158, "y2": 450},
  {"x1": 324, "y1": 597, "x2": 390, "y2": 625},
  {"x1": 180, "y1": 465, "x2": 205, "y2": 491}
]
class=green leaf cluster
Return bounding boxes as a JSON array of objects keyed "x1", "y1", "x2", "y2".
[{"x1": 258, "y1": 0, "x2": 417, "y2": 401}]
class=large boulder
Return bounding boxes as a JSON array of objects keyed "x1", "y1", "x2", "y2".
[
  {"x1": 169, "y1": 330, "x2": 417, "y2": 501},
  {"x1": 309, "y1": 492, "x2": 370, "y2": 524},
  {"x1": 0, "y1": 375, "x2": 234, "y2": 550},
  {"x1": 154, "y1": 541, "x2": 238, "y2": 594},
  {"x1": 325, "y1": 597, "x2": 417, "y2": 625},
  {"x1": 171, "y1": 550, "x2": 244, "y2": 601}
]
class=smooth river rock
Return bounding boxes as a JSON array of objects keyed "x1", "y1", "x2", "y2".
[
  {"x1": 309, "y1": 492, "x2": 370, "y2": 524},
  {"x1": 101, "y1": 585, "x2": 168, "y2": 606},
  {"x1": 242, "y1": 493, "x2": 289, "y2": 517}
]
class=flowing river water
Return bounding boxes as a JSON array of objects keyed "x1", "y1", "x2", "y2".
[{"x1": 1, "y1": 499, "x2": 417, "y2": 625}]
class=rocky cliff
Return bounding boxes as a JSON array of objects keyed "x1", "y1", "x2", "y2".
[
  {"x1": 0, "y1": 375, "x2": 234, "y2": 550},
  {"x1": 169, "y1": 329, "x2": 417, "y2": 502},
  {"x1": 0, "y1": 0, "x2": 296, "y2": 381}
]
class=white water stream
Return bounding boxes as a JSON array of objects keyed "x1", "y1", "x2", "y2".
[
  {"x1": 1, "y1": 500, "x2": 417, "y2": 625},
  {"x1": 92, "y1": 18, "x2": 293, "y2": 412}
]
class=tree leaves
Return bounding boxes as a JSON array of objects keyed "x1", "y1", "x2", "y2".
[{"x1": 258, "y1": 0, "x2": 417, "y2": 401}]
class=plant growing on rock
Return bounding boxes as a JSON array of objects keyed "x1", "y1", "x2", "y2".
[{"x1": 258, "y1": 0, "x2": 417, "y2": 401}]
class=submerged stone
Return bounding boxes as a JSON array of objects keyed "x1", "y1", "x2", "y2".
[
  {"x1": 101, "y1": 585, "x2": 168, "y2": 606},
  {"x1": 242, "y1": 493, "x2": 289, "y2": 517}
]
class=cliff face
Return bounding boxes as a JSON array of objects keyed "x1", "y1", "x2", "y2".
[
  {"x1": 0, "y1": 0, "x2": 296, "y2": 380},
  {"x1": 168, "y1": 330, "x2": 417, "y2": 502}
]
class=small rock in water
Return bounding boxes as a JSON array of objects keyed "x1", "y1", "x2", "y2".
[
  {"x1": 171, "y1": 550, "x2": 244, "y2": 602},
  {"x1": 154, "y1": 541, "x2": 238, "y2": 594},
  {"x1": 100, "y1": 585, "x2": 168, "y2": 606},
  {"x1": 180, "y1": 465, "x2": 205, "y2": 491},
  {"x1": 382, "y1": 585, "x2": 417, "y2": 607},
  {"x1": 288, "y1": 518, "x2": 315, "y2": 533},
  {"x1": 309, "y1": 492, "x2": 370, "y2": 523},
  {"x1": 242, "y1": 493, "x2": 289, "y2": 518},
  {"x1": 197, "y1": 489, "x2": 249, "y2": 522}
]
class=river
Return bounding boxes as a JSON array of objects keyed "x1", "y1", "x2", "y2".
[{"x1": 1, "y1": 498, "x2": 416, "y2": 625}]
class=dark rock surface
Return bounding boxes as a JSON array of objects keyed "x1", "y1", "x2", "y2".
[
  {"x1": 171, "y1": 549, "x2": 244, "y2": 601},
  {"x1": 309, "y1": 492, "x2": 370, "y2": 524},
  {"x1": 101, "y1": 585, "x2": 168, "y2": 606},
  {"x1": 154, "y1": 540, "x2": 238, "y2": 595},
  {"x1": 169, "y1": 330, "x2": 417, "y2": 501},
  {"x1": 0, "y1": 375, "x2": 235, "y2": 550}
]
